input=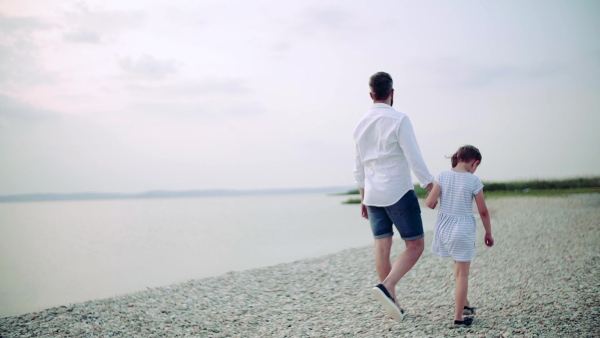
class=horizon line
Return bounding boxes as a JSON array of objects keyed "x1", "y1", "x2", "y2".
[{"x1": 0, "y1": 185, "x2": 357, "y2": 203}]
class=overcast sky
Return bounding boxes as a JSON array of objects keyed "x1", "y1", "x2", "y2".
[{"x1": 1, "y1": 0, "x2": 598, "y2": 195}]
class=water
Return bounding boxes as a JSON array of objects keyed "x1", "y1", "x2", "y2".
[{"x1": 0, "y1": 193, "x2": 437, "y2": 318}]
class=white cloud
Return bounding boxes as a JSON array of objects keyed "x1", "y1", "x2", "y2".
[
  {"x1": 63, "y1": 29, "x2": 101, "y2": 44},
  {"x1": 0, "y1": 14, "x2": 57, "y2": 87},
  {"x1": 0, "y1": 93, "x2": 59, "y2": 125},
  {"x1": 0, "y1": 13, "x2": 55, "y2": 32},
  {"x1": 62, "y1": 1, "x2": 145, "y2": 44},
  {"x1": 433, "y1": 58, "x2": 564, "y2": 90},
  {"x1": 127, "y1": 78, "x2": 249, "y2": 97},
  {"x1": 118, "y1": 54, "x2": 177, "y2": 80},
  {"x1": 299, "y1": 7, "x2": 353, "y2": 31}
]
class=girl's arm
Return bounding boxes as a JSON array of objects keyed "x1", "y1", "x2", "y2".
[
  {"x1": 474, "y1": 190, "x2": 494, "y2": 247},
  {"x1": 425, "y1": 182, "x2": 441, "y2": 209}
]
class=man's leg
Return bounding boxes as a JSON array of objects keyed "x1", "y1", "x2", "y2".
[
  {"x1": 374, "y1": 236, "x2": 393, "y2": 282},
  {"x1": 371, "y1": 237, "x2": 407, "y2": 322},
  {"x1": 381, "y1": 237, "x2": 424, "y2": 300},
  {"x1": 380, "y1": 190, "x2": 425, "y2": 300},
  {"x1": 367, "y1": 205, "x2": 394, "y2": 283}
]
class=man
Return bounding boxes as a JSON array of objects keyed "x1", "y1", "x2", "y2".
[{"x1": 353, "y1": 71, "x2": 434, "y2": 321}]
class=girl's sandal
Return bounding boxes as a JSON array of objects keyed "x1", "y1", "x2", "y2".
[
  {"x1": 463, "y1": 305, "x2": 476, "y2": 316},
  {"x1": 451, "y1": 317, "x2": 474, "y2": 328}
]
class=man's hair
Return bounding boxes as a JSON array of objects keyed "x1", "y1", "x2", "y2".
[{"x1": 369, "y1": 72, "x2": 393, "y2": 100}]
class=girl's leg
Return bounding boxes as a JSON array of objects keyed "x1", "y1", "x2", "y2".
[
  {"x1": 454, "y1": 264, "x2": 470, "y2": 307},
  {"x1": 454, "y1": 261, "x2": 471, "y2": 321}
]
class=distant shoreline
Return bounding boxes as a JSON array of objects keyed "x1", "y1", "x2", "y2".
[
  {"x1": 4, "y1": 177, "x2": 598, "y2": 203},
  {"x1": 0, "y1": 186, "x2": 355, "y2": 203}
]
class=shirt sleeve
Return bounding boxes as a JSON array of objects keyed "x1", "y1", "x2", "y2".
[
  {"x1": 397, "y1": 116, "x2": 434, "y2": 188},
  {"x1": 353, "y1": 144, "x2": 365, "y2": 188},
  {"x1": 472, "y1": 175, "x2": 484, "y2": 195}
]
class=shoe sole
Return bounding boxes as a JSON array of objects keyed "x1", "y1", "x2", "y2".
[{"x1": 371, "y1": 287, "x2": 404, "y2": 321}]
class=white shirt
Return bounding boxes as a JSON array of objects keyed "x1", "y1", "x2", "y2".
[{"x1": 353, "y1": 103, "x2": 434, "y2": 207}]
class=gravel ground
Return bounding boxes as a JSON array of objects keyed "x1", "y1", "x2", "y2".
[{"x1": 1, "y1": 194, "x2": 599, "y2": 338}]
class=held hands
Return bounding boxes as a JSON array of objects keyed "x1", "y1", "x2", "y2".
[
  {"x1": 484, "y1": 233, "x2": 494, "y2": 247},
  {"x1": 424, "y1": 182, "x2": 439, "y2": 209}
]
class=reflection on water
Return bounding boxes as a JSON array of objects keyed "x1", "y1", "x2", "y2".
[{"x1": 0, "y1": 193, "x2": 437, "y2": 317}]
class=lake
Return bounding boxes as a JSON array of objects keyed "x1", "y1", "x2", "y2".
[{"x1": 0, "y1": 193, "x2": 437, "y2": 318}]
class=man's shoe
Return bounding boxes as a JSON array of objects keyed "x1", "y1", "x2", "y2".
[
  {"x1": 371, "y1": 284, "x2": 405, "y2": 321},
  {"x1": 451, "y1": 317, "x2": 474, "y2": 328}
]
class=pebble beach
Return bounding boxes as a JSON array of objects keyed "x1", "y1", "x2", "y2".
[{"x1": 1, "y1": 194, "x2": 599, "y2": 338}]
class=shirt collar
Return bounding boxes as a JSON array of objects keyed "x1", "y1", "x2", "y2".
[{"x1": 371, "y1": 102, "x2": 392, "y2": 108}]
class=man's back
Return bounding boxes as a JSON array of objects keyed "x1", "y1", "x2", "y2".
[
  {"x1": 354, "y1": 104, "x2": 407, "y2": 163},
  {"x1": 353, "y1": 103, "x2": 432, "y2": 207}
]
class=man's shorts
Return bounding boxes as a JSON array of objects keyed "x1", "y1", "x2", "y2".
[{"x1": 367, "y1": 190, "x2": 424, "y2": 241}]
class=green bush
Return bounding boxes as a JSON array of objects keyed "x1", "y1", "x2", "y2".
[
  {"x1": 339, "y1": 177, "x2": 600, "y2": 203},
  {"x1": 483, "y1": 177, "x2": 600, "y2": 192}
]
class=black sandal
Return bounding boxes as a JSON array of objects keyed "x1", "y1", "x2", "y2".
[
  {"x1": 452, "y1": 317, "x2": 474, "y2": 328},
  {"x1": 463, "y1": 305, "x2": 476, "y2": 316}
]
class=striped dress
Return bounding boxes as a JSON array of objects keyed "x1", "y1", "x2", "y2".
[{"x1": 431, "y1": 170, "x2": 484, "y2": 262}]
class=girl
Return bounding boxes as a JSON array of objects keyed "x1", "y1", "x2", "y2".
[{"x1": 425, "y1": 145, "x2": 494, "y2": 328}]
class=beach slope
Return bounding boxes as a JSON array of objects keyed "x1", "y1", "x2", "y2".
[{"x1": 1, "y1": 194, "x2": 599, "y2": 337}]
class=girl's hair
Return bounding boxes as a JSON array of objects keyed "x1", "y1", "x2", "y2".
[{"x1": 450, "y1": 145, "x2": 482, "y2": 168}]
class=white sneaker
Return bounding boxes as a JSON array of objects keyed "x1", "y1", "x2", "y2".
[{"x1": 371, "y1": 284, "x2": 405, "y2": 321}]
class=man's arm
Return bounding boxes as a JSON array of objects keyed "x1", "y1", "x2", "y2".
[
  {"x1": 354, "y1": 145, "x2": 369, "y2": 219},
  {"x1": 359, "y1": 188, "x2": 368, "y2": 219},
  {"x1": 354, "y1": 145, "x2": 368, "y2": 219},
  {"x1": 397, "y1": 116, "x2": 434, "y2": 188},
  {"x1": 353, "y1": 144, "x2": 365, "y2": 188}
]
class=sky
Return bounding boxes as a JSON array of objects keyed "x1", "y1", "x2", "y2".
[{"x1": 0, "y1": 0, "x2": 599, "y2": 195}]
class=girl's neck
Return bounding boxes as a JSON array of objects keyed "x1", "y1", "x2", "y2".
[{"x1": 452, "y1": 162, "x2": 470, "y2": 173}]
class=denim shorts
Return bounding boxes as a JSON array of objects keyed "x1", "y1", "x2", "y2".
[{"x1": 367, "y1": 190, "x2": 424, "y2": 241}]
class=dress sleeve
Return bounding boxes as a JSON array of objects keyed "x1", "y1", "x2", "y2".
[{"x1": 472, "y1": 175, "x2": 484, "y2": 195}]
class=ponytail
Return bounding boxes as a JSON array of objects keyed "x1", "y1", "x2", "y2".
[{"x1": 451, "y1": 152, "x2": 458, "y2": 168}]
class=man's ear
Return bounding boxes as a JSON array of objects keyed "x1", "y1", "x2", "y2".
[{"x1": 369, "y1": 92, "x2": 374, "y2": 100}]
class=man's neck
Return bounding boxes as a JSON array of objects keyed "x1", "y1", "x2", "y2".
[{"x1": 373, "y1": 100, "x2": 391, "y2": 105}]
